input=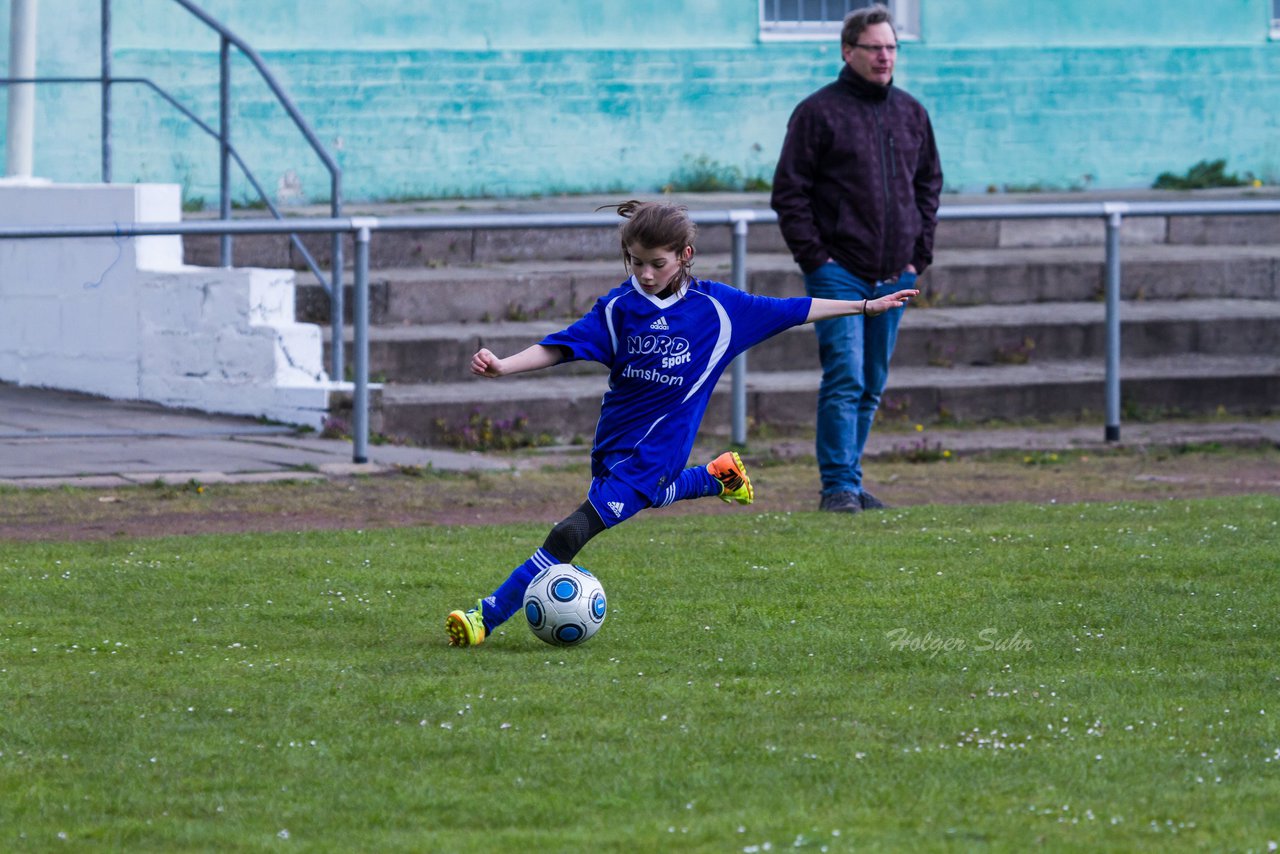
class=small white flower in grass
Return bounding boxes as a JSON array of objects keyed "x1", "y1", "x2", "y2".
[{"x1": 278, "y1": 829, "x2": 290, "y2": 840}]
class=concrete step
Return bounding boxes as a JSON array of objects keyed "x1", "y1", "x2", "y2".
[
  {"x1": 920, "y1": 243, "x2": 1280, "y2": 306},
  {"x1": 298, "y1": 258, "x2": 635, "y2": 326},
  {"x1": 895, "y1": 298, "x2": 1280, "y2": 365},
  {"x1": 295, "y1": 243, "x2": 1280, "y2": 326},
  {"x1": 183, "y1": 188, "x2": 1280, "y2": 268},
  {"x1": 370, "y1": 353, "x2": 1280, "y2": 445},
  {"x1": 327, "y1": 300, "x2": 1280, "y2": 384},
  {"x1": 744, "y1": 243, "x2": 1280, "y2": 306}
]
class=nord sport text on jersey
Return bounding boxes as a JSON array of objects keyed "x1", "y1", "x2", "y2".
[{"x1": 627, "y1": 334, "x2": 693, "y2": 370}]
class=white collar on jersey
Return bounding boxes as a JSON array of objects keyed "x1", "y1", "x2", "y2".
[{"x1": 628, "y1": 275, "x2": 689, "y2": 308}]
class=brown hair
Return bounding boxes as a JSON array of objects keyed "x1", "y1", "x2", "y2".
[
  {"x1": 600, "y1": 199, "x2": 698, "y2": 284},
  {"x1": 841, "y1": 3, "x2": 895, "y2": 47}
]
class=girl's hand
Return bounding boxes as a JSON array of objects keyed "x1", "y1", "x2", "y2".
[
  {"x1": 866, "y1": 288, "x2": 919, "y2": 317},
  {"x1": 471, "y1": 348, "x2": 505, "y2": 378}
]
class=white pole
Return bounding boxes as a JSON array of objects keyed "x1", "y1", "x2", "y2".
[{"x1": 6, "y1": 0, "x2": 38, "y2": 178}]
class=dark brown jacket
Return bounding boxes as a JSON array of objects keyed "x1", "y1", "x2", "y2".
[{"x1": 772, "y1": 65, "x2": 943, "y2": 281}]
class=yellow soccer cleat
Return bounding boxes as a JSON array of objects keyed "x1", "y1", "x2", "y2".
[
  {"x1": 446, "y1": 601, "x2": 487, "y2": 647},
  {"x1": 708, "y1": 450, "x2": 753, "y2": 505}
]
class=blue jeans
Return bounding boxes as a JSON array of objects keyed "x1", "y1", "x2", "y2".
[{"x1": 805, "y1": 263, "x2": 913, "y2": 496}]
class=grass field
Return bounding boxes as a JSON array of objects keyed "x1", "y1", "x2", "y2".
[{"x1": 2, "y1": 495, "x2": 1278, "y2": 851}]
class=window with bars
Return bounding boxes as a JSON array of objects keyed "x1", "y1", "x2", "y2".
[{"x1": 760, "y1": 0, "x2": 919, "y2": 41}]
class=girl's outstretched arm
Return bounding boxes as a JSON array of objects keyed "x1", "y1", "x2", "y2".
[
  {"x1": 805, "y1": 288, "x2": 919, "y2": 324},
  {"x1": 471, "y1": 344, "x2": 565, "y2": 378}
]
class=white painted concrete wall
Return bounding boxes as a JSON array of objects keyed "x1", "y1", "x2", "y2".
[{"x1": 0, "y1": 183, "x2": 332, "y2": 427}]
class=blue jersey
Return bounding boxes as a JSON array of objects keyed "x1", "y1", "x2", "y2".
[{"x1": 540, "y1": 277, "x2": 811, "y2": 501}]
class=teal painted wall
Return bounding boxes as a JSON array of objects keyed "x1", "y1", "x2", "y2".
[
  {"x1": 112, "y1": 0, "x2": 760, "y2": 50},
  {"x1": 3, "y1": 1, "x2": 1279, "y2": 201},
  {"x1": 925, "y1": 0, "x2": 1270, "y2": 46}
]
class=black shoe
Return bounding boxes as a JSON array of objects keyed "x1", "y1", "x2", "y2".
[
  {"x1": 819, "y1": 490, "x2": 862, "y2": 513},
  {"x1": 859, "y1": 490, "x2": 889, "y2": 511}
]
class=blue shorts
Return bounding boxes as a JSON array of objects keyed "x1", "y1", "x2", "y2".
[{"x1": 586, "y1": 476, "x2": 651, "y2": 529}]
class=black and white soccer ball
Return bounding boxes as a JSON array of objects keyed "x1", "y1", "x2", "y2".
[{"x1": 523, "y1": 564, "x2": 607, "y2": 647}]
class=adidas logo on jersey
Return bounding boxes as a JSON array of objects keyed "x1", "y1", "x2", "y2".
[
  {"x1": 649, "y1": 316, "x2": 669, "y2": 330},
  {"x1": 607, "y1": 501, "x2": 626, "y2": 518}
]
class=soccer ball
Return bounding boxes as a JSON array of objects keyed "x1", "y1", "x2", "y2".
[{"x1": 523, "y1": 564, "x2": 607, "y2": 647}]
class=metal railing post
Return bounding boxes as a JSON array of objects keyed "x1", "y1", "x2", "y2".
[
  {"x1": 330, "y1": 174, "x2": 345, "y2": 382},
  {"x1": 730, "y1": 214, "x2": 751, "y2": 446},
  {"x1": 218, "y1": 36, "x2": 232, "y2": 267},
  {"x1": 1103, "y1": 205, "x2": 1125, "y2": 442},
  {"x1": 5, "y1": 0, "x2": 37, "y2": 179},
  {"x1": 351, "y1": 223, "x2": 372, "y2": 464},
  {"x1": 100, "y1": 0, "x2": 111, "y2": 182}
]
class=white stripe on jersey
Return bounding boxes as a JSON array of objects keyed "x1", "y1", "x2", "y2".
[
  {"x1": 604, "y1": 293, "x2": 623, "y2": 357},
  {"x1": 680, "y1": 290, "x2": 733, "y2": 402}
]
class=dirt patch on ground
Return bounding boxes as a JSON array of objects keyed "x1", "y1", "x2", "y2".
[{"x1": 2, "y1": 443, "x2": 1277, "y2": 543}]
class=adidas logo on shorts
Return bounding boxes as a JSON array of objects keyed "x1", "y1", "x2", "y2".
[
  {"x1": 649, "y1": 316, "x2": 669, "y2": 330},
  {"x1": 607, "y1": 500, "x2": 625, "y2": 517}
]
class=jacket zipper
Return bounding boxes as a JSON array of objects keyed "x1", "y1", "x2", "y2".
[{"x1": 874, "y1": 101, "x2": 892, "y2": 277}]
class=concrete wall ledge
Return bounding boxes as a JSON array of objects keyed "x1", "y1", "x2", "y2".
[{"x1": 0, "y1": 183, "x2": 333, "y2": 428}]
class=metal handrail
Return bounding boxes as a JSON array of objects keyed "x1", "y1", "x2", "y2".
[
  {"x1": 1, "y1": 0, "x2": 346, "y2": 379},
  {"x1": 2, "y1": 198, "x2": 1278, "y2": 463},
  {"x1": 3, "y1": 74, "x2": 332, "y2": 284}
]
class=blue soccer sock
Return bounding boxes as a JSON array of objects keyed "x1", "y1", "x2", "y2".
[
  {"x1": 481, "y1": 547, "x2": 558, "y2": 632},
  {"x1": 653, "y1": 464, "x2": 721, "y2": 508}
]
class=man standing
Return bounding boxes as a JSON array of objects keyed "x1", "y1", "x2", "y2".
[{"x1": 771, "y1": 3, "x2": 942, "y2": 513}]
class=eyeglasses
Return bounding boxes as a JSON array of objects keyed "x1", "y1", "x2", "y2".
[{"x1": 852, "y1": 43, "x2": 898, "y2": 55}]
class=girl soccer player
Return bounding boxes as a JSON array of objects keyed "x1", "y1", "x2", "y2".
[{"x1": 447, "y1": 200, "x2": 916, "y2": 646}]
